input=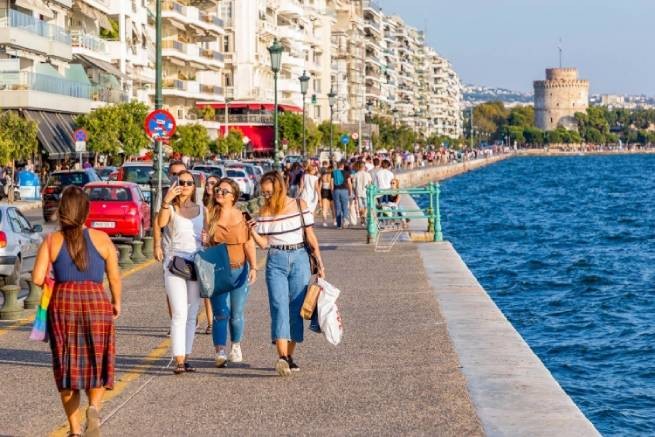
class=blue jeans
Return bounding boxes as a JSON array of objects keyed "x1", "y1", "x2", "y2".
[
  {"x1": 210, "y1": 264, "x2": 250, "y2": 347},
  {"x1": 333, "y1": 188, "x2": 349, "y2": 228},
  {"x1": 266, "y1": 248, "x2": 311, "y2": 343}
]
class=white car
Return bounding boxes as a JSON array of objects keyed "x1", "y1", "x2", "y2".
[
  {"x1": 0, "y1": 205, "x2": 43, "y2": 286},
  {"x1": 225, "y1": 169, "x2": 253, "y2": 200}
]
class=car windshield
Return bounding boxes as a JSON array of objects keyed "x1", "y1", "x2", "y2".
[
  {"x1": 47, "y1": 172, "x2": 89, "y2": 187},
  {"x1": 123, "y1": 166, "x2": 153, "y2": 184},
  {"x1": 96, "y1": 168, "x2": 114, "y2": 177},
  {"x1": 85, "y1": 186, "x2": 132, "y2": 201},
  {"x1": 227, "y1": 170, "x2": 246, "y2": 178},
  {"x1": 194, "y1": 166, "x2": 223, "y2": 177}
]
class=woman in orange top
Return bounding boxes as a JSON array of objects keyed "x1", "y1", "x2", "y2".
[{"x1": 203, "y1": 178, "x2": 256, "y2": 367}]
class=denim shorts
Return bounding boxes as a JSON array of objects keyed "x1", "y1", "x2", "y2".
[{"x1": 265, "y1": 247, "x2": 311, "y2": 343}]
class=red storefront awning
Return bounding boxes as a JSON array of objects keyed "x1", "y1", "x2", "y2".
[{"x1": 197, "y1": 101, "x2": 302, "y2": 113}]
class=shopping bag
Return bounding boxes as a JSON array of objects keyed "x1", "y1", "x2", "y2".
[{"x1": 316, "y1": 278, "x2": 343, "y2": 346}]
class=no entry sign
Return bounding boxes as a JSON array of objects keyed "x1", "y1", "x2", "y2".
[{"x1": 144, "y1": 109, "x2": 177, "y2": 142}]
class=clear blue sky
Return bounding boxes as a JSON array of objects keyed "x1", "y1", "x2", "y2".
[{"x1": 379, "y1": 0, "x2": 655, "y2": 95}]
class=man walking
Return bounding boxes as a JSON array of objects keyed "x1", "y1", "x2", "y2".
[
  {"x1": 353, "y1": 161, "x2": 372, "y2": 225},
  {"x1": 331, "y1": 160, "x2": 352, "y2": 229}
]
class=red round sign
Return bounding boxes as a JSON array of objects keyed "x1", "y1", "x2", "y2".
[{"x1": 144, "y1": 109, "x2": 177, "y2": 142}]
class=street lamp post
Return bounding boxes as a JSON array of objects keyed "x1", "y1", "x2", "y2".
[
  {"x1": 268, "y1": 38, "x2": 283, "y2": 171},
  {"x1": 328, "y1": 88, "x2": 336, "y2": 163},
  {"x1": 224, "y1": 97, "x2": 233, "y2": 139},
  {"x1": 298, "y1": 70, "x2": 310, "y2": 158},
  {"x1": 366, "y1": 101, "x2": 373, "y2": 151}
]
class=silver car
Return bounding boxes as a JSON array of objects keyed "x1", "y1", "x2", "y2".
[{"x1": 0, "y1": 206, "x2": 43, "y2": 286}]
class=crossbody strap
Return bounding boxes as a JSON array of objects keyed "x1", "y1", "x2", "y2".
[{"x1": 296, "y1": 199, "x2": 308, "y2": 244}]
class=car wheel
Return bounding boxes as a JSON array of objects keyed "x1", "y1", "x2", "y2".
[{"x1": 6, "y1": 257, "x2": 20, "y2": 287}]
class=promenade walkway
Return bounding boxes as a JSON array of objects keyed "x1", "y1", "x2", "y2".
[{"x1": 0, "y1": 227, "x2": 482, "y2": 436}]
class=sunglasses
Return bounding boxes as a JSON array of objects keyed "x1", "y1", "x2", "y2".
[
  {"x1": 261, "y1": 191, "x2": 273, "y2": 198},
  {"x1": 207, "y1": 180, "x2": 218, "y2": 185},
  {"x1": 178, "y1": 180, "x2": 194, "y2": 186},
  {"x1": 214, "y1": 188, "x2": 234, "y2": 196}
]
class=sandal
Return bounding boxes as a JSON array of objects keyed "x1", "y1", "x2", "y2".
[
  {"x1": 173, "y1": 363, "x2": 186, "y2": 375},
  {"x1": 67, "y1": 433, "x2": 81, "y2": 437},
  {"x1": 184, "y1": 362, "x2": 196, "y2": 373},
  {"x1": 205, "y1": 324, "x2": 212, "y2": 335}
]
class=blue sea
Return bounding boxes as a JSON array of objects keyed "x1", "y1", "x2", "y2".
[{"x1": 423, "y1": 155, "x2": 655, "y2": 436}]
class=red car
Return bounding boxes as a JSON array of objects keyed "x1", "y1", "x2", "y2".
[{"x1": 84, "y1": 182, "x2": 151, "y2": 240}]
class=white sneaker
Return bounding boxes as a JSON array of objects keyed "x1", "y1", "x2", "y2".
[
  {"x1": 228, "y1": 343, "x2": 242, "y2": 363},
  {"x1": 275, "y1": 357, "x2": 291, "y2": 377},
  {"x1": 322, "y1": 222, "x2": 328, "y2": 227},
  {"x1": 215, "y1": 350, "x2": 227, "y2": 368}
]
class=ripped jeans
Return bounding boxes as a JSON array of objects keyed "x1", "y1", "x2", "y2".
[{"x1": 209, "y1": 264, "x2": 250, "y2": 347}]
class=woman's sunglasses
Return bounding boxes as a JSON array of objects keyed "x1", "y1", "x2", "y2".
[
  {"x1": 207, "y1": 180, "x2": 218, "y2": 186},
  {"x1": 214, "y1": 188, "x2": 233, "y2": 196},
  {"x1": 178, "y1": 180, "x2": 194, "y2": 187}
]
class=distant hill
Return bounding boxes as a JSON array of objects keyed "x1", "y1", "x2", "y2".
[{"x1": 463, "y1": 84, "x2": 533, "y2": 108}]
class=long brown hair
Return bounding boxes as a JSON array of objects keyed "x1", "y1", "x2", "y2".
[
  {"x1": 260, "y1": 171, "x2": 287, "y2": 216},
  {"x1": 172, "y1": 170, "x2": 196, "y2": 208},
  {"x1": 58, "y1": 185, "x2": 90, "y2": 271},
  {"x1": 203, "y1": 175, "x2": 220, "y2": 207},
  {"x1": 207, "y1": 178, "x2": 241, "y2": 237}
]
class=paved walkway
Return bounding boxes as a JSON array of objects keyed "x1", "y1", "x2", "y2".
[{"x1": 0, "y1": 229, "x2": 482, "y2": 436}]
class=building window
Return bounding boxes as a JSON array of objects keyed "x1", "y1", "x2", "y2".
[
  {"x1": 550, "y1": 117, "x2": 553, "y2": 123},
  {"x1": 223, "y1": 36, "x2": 230, "y2": 52},
  {"x1": 224, "y1": 73, "x2": 232, "y2": 87}
]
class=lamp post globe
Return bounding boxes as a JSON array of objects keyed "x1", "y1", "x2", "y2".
[
  {"x1": 268, "y1": 38, "x2": 284, "y2": 170},
  {"x1": 328, "y1": 88, "x2": 336, "y2": 163},
  {"x1": 299, "y1": 70, "x2": 310, "y2": 158}
]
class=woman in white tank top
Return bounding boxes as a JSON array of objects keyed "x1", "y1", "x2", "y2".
[{"x1": 157, "y1": 170, "x2": 204, "y2": 374}]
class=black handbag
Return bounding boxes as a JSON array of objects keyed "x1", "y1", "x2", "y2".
[
  {"x1": 296, "y1": 199, "x2": 320, "y2": 275},
  {"x1": 168, "y1": 256, "x2": 197, "y2": 281}
]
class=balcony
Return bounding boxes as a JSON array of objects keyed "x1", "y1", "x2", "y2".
[
  {"x1": 258, "y1": 19, "x2": 276, "y2": 37},
  {"x1": 71, "y1": 31, "x2": 112, "y2": 63},
  {"x1": 0, "y1": 71, "x2": 121, "y2": 113},
  {"x1": 227, "y1": 114, "x2": 274, "y2": 125},
  {"x1": 162, "y1": 40, "x2": 224, "y2": 69},
  {"x1": 278, "y1": 24, "x2": 305, "y2": 42},
  {"x1": 277, "y1": 0, "x2": 303, "y2": 18},
  {"x1": 162, "y1": 1, "x2": 224, "y2": 36},
  {"x1": 161, "y1": 78, "x2": 223, "y2": 101},
  {"x1": 0, "y1": 9, "x2": 71, "y2": 60}
]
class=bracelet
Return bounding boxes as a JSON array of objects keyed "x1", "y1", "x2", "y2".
[{"x1": 161, "y1": 203, "x2": 170, "y2": 209}]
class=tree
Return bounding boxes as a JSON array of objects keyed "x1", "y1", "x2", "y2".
[
  {"x1": 586, "y1": 127, "x2": 605, "y2": 144},
  {"x1": 216, "y1": 129, "x2": 244, "y2": 157},
  {"x1": 507, "y1": 105, "x2": 534, "y2": 128},
  {"x1": 278, "y1": 112, "x2": 303, "y2": 152},
  {"x1": 0, "y1": 111, "x2": 38, "y2": 165},
  {"x1": 523, "y1": 127, "x2": 544, "y2": 146},
  {"x1": 118, "y1": 102, "x2": 150, "y2": 157},
  {"x1": 506, "y1": 126, "x2": 525, "y2": 144},
  {"x1": 173, "y1": 123, "x2": 210, "y2": 158},
  {"x1": 546, "y1": 130, "x2": 562, "y2": 144}
]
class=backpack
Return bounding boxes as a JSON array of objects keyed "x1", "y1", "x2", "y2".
[{"x1": 332, "y1": 169, "x2": 344, "y2": 186}]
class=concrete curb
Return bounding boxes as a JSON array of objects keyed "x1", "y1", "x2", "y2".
[{"x1": 417, "y1": 242, "x2": 599, "y2": 436}]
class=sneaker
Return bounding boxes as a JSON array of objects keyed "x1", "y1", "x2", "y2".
[
  {"x1": 287, "y1": 356, "x2": 300, "y2": 372},
  {"x1": 275, "y1": 357, "x2": 291, "y2": 377},
  {"x1": 322, "y1": 222, "x2": 328, "y2": 227},
  {"x1": 215, "y1": 350, "x2": 228, "y2": 368},
  {"x1": 228, "y1": 343, "x2": 242, "y2": 363}
]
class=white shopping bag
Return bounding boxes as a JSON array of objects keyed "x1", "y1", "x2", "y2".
[
  {"x1": 316, "y1": 278, "x2": 344, "y2": 346},
  {"x1": 349, "y1": 200, "x2": 360, "y2": 226}
]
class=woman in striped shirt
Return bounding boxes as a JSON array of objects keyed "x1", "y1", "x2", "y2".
[{"x1": 250, "y1": 171, "x2": 325, "y2": 376}]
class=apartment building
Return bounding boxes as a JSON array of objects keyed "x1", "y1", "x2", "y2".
[{"x1": 195, "y1": 0, "x2": 335, "y2": 152}]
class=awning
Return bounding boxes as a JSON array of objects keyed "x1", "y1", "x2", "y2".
[
  {"x1": 16, "y1": 0, "x2": 53, "y2": 19},
  {"x1": 23, "y1": 110, "x2": 78, "y2": 159},
  {"x1": 73, "y1": 54, "x2": 124, "y2": 78},
  {"x1": 196, "y1": 101, "x2": 302, "y2": 112},
  {"x1": 73, "y1": 0, "x2": 113, "y2": 31}
]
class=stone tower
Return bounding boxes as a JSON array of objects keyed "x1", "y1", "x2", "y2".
[{"x1": 533, "y1": 68, "x2": 589, "y2": 131}]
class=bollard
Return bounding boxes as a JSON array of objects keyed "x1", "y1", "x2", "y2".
[
  {"x1": 131, "y1": 240, "x2": 146, "y2": 264},
  {"x1": 0, "y1": 285, "x2": 23, "y2": 320},
  {"x1": 142, "y1": 236, "x2": 154, "y2": 259},
  {"x1": 24, "y1": 279, "x2": 42, "y2": 310},
  {"x1": 117, "y1": 245, "x2": 134, "y2": 270}
]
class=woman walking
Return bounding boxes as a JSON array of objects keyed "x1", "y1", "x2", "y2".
[
  {"x1": 319, "y1": 164, "x2": 333, "y2": 227},
  {"x1": 158, "y1": 170, "x2": 203, "y2": 374},
  {"x1": 204, "y1": 178, "x2": 257, "y2": 367},
  {"x1": 250, "y1": 171, "x2": 325, "y2": 376},
  {"x1": 200, "y1": 175, "x2": 220, "y2": 335},
  {"x1": 32, "y1": 186, "x2": 121, "y2": 437},
  {"x1": 298, "y1": 162, "x2": 320, "y2": 213}
]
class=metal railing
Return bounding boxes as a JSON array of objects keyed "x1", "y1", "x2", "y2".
[
  {"x1": 366, "y1": 182, "x2": 442, "y2": 243},
  {"x1": 71, "y1": 30, "x2": 107, "y2": 53},
  {"x1": 226, "y1": 114, "x2": 274, "y2": 124},
  {"x1": 2, "y1": 9, "x2": 71, "y2": 44}
]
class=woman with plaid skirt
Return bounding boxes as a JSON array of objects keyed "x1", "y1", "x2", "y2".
[{"x1": 32, "y1": 186, "x2": 121, "y2": 437}]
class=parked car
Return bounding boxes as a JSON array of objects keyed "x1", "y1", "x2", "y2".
[
  {"x1": 84, "y1": 182, "x2": 151, "y2": 240},
  {"x1": 95, "y1": 166, "x2": 117, "y2": 181},
  {"x1": 0, "y1": 205, "x2": 43, "y2": 287},
  {"x1": 42, "y1": 169, "x2": 100, "y2": 222},
  {"x1": 192, "y1": 164, "x2": 225, "y2": 179},
  {"x1": 225, "y1": 169, "x2": 253, "y2": 200},
  {"x1": 227, "y1": 163, "x2": 259, "y2": 196}
]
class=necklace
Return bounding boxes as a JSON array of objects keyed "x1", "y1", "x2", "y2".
[{"x1": 181, "y1": 199, "x2": 194, "y2": 208}]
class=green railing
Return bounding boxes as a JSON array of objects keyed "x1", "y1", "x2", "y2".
[{"x1": 365, "y1": 182, "x2": 443, "y2": 243}]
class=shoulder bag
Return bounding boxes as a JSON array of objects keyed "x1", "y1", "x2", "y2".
[
  {"x1": 29, "y1": 234, "x2": 54, "y2": 342},
  {"x1": 297, "y1": 199, "x2": 320, "y2": 275},
  {"x1": 194, "y1": 244, "x2": 248, "y2": 299}
]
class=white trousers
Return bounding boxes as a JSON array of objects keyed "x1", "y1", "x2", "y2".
[{"x1": 164, "y1": 270, "x2": 201, "y2": 357}]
